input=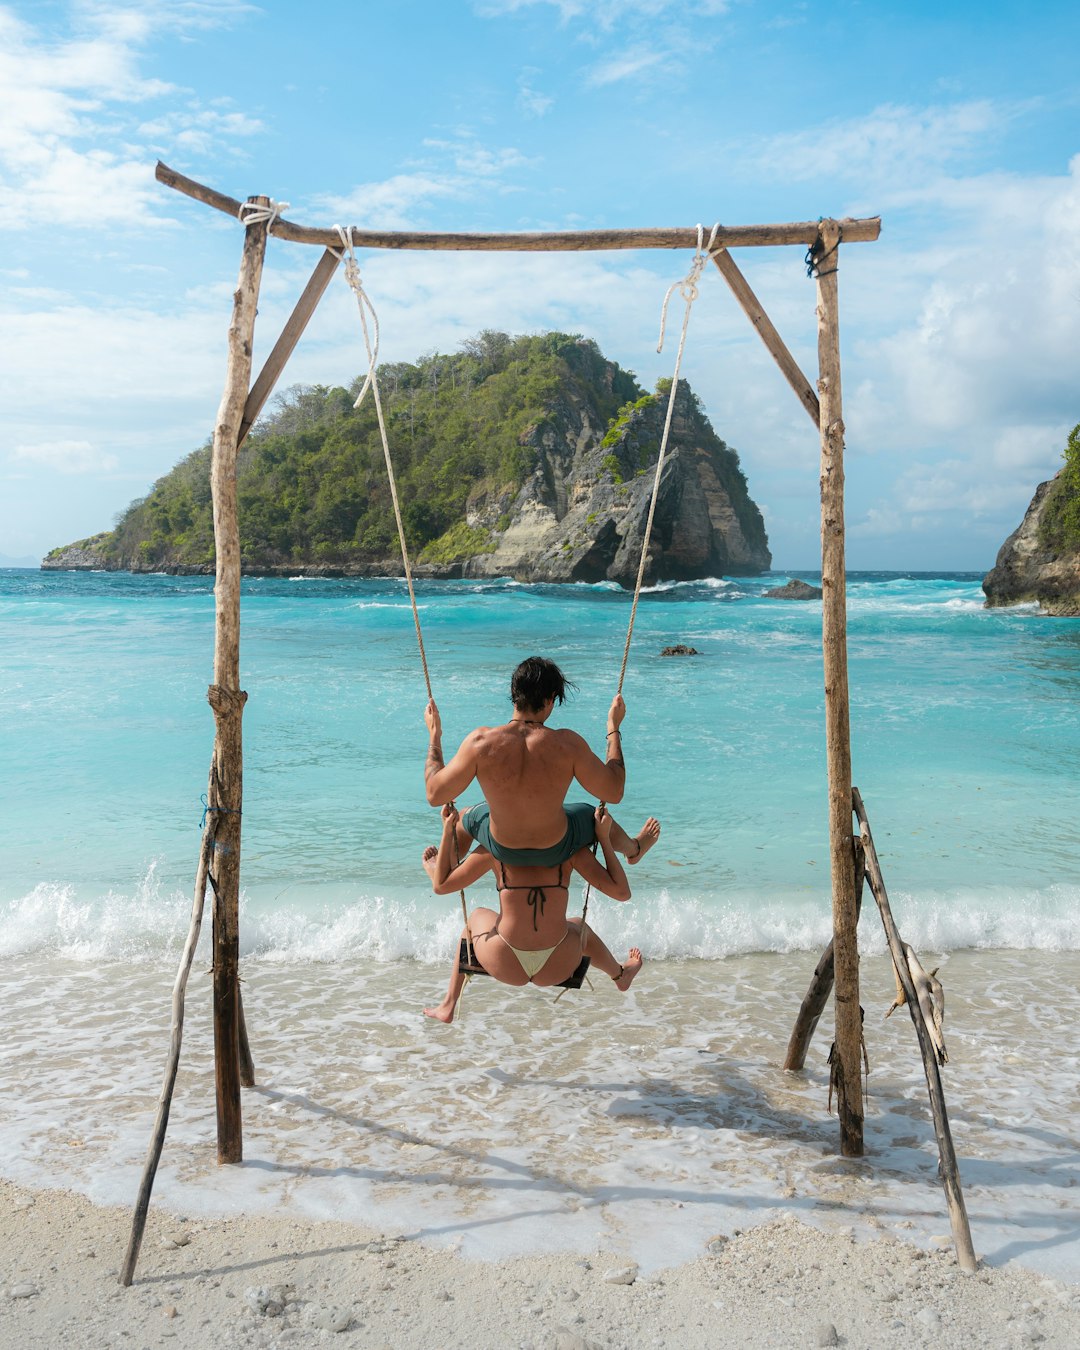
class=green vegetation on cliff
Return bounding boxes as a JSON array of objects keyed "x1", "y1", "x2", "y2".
[
  {"x1": 1039, "y1": 422, "x2": 1080, "y2": 551},
  {"x1": 59, "y1": 332, "x2": 641, "y2": 571},
  {"x1": 44, "y1": 330, "x2": 765, "y2": 576}
]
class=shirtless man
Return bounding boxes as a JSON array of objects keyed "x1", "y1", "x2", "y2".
[{"x1": 423, "y1": 656, "x2": 660, "y2": 867}]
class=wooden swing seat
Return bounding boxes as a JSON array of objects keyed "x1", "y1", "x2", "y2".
[{"x1": 457, "y1": 938, "x2": 591, "y2": 990}]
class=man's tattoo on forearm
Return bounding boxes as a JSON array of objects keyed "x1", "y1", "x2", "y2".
[{"x1": 425, "y1": 743, "x2": 444, "y2": 779}]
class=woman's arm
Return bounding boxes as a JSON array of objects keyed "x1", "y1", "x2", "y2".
[
  {"x1": 427, "y1": 805, "x2": 494, "y2": 894},
  {"x1": 571, "y1": 806, "x2": 631, "y2": 901}
]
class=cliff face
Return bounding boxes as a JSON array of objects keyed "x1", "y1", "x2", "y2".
[
  {"x1": 42, "y1": 333, "x2": 770, "y2": 586},
  {"x1": 461, "y1": 380, "x2": 770, "y2": 585},
  {"x1": 982, "y1": 471, "x2": 1080, "y2": 615}
]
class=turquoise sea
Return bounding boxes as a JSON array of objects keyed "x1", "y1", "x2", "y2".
[
  {"x1": 3, "y1": 566, "x2": 1078, "y2": 961},
  {"x1": 4, "y1": 566, "x2": 1080, "y2": 1277}
]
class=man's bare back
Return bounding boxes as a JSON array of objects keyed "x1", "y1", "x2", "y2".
[
  {"x1": 445, "y1": 717, "x2": 620, "y2": 849},
  {"x1": 423, "y1": 657, "x2": 626, "y2": 852}
]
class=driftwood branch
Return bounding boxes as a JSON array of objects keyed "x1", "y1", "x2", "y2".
[
  {"x1": 784, "y1": 837, "x2": 865, "y2": 1071},
  {"x1": 120, "y1": 802, "x2": 216, "y2": 1286},
  {"x1": 155, "y1": 162, "x2": 881, "y2": 253},
  {"x1": 853, "y1": 787, "x2": 976, "y2": 1273}
]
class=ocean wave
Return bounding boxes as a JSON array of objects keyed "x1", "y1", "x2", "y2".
[{"x1": 6, "y1": 872, "x2": 1079, "y2": 964}]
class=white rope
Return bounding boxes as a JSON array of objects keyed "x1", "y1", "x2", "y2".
[
  {"x1": 237, "y1": 199, "x2": 289, "y2": 229},
  {"x1": 581, "y1": 224, "x2": 720, "y2": 950},
  {"x1": 334, "y1": 224, "x2": 433, "y2": 702},
  {"x1": 335, "y1": 227, "x2": 475, "y2": 997},
  {"x1": 614, "y1": 222, "x2": 720, "y2": 694}
]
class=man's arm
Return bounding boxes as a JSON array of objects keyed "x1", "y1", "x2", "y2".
[
  {"x1": 568, "y1": 693, "x2": 626, "y2": 804},
  {"x1": 424, "y1": 698, "x2": 480, "y2": 806}
]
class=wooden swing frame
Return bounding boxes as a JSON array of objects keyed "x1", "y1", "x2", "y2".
[{"x1": 120, "y1": 162, "x2": 975, "y2": 1284}]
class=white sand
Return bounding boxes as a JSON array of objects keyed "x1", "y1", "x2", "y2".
[
  {"x1": 3, "y1": 1178, "x2": 1080, "y2": 1349},
  {"x1": 5, "y1": 949, "x2": 1080, "y2": 1346}
]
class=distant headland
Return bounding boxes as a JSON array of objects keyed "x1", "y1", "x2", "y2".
[{"x1": 41, "y1": 331, "x2": 771, "y2": 589}]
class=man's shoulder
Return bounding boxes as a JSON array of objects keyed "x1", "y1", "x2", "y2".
[{"x1": 548, "y1": 725, "x2": 588, "y2": 750}]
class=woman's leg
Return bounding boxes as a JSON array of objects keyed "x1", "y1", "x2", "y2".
[
  {"x1": 606, "y1": 815, "x2": 661, "y2": 864},
  {"x1": 566, "y1": 919, "x2": 644, "y2": 991},
  {"x1": 423, "y1": 907, "x2": 526, "y2": 1022},
  {"x1": 423, "y1": 930, "x2": 470, "y2": 1024}
]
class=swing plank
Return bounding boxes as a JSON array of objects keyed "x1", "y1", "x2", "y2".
[{"x1": 458, "y1": 939, "x2": 591, "y2": 991}]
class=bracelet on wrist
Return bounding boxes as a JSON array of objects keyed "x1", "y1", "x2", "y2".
[{"x1": 606, "y1": 729, "x2": 621, "y2": 738}]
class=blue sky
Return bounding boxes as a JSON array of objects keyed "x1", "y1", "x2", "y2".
[{"x1": 2, "y1": 0, "x2": 1078, "y2": 569}]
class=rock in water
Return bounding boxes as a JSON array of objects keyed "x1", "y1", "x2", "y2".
[
  {"x1": 660, "y1": 644, "x2": 699, "y2": 656},
  {"x1": 983, "y1": 472, "x2": 1080, "y2": 615},
  {"x1": 763, "y1": 579, "x2": 822, "y2": 600}
]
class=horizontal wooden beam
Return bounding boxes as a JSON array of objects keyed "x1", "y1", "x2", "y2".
[{"x1": 156, "y1": 162, "x2": 881, "y2": 252}]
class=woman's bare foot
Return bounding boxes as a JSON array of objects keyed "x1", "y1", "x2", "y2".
[
  {"x1": 613, "y1": 948, "x2": 643, "y2": 991},
  {"x1": 626, "y1": 818, "x2": 660, "y2": 864},
  {"x1": 422, "y1": 845, "x2": 437, "y2": 881},
  {"x1": 423, "y1": 999, "x2": 457, "y2": 1024}
]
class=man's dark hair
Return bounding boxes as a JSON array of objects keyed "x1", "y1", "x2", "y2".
[{"x1": 510, "y1": 656, "x2": 577, "y2": 713}]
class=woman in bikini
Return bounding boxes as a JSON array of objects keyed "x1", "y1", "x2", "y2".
[{"x1": 422, "y1": 802, "x2": 644, "y2": 1023}]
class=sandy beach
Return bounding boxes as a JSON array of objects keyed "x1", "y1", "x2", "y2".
[
  {"x1": 4, "y1": 1175, "x2": 1080, "y2": 1349},
  {"x1": 4, "y1": 949, "x2": 1080, "y2": 1346}
]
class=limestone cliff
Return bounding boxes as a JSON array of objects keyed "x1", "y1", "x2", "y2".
[
  {"x1": 42, "y1": 333, "x2": 770, "y2": 586},
  {"x1": 983, "y1": 469, "x2": 1080, "y2": 615},
  {"x1": 460, "y1": 380, "x2": 769, "y2": 585}
]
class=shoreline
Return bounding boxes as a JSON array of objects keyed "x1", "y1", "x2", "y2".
[{"x1": 4, "y1": 1179, "x2": 1080, "y2": 1349}]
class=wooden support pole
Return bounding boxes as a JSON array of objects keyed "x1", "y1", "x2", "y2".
[
  {"x1": 155, "y1": 161, "x2": 881, "y2": 253},
  {"x1": 208, "y1": 195, "x2": 268, "y2": 1165},
  {"x1": 120, "y1": 795, "x2": 216, "y2": 1286},
  {"x1": 238, "y1": 247, "x2": 342, "y2": 447},
  {"x1": 783, "y1": 839, "x2": 865, "y2": 1071},
  {"x1": 815, "y1": 220, "x2": 863, "y2": 1157},
  {"x1": 710, "y1": 250, "x2": 820, "y2": 427},
  {"x1": 852, "y1": 789, "x2": 978, "y2": 1273}
]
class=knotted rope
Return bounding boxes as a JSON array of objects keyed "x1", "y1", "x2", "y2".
[{"x1": 237, "y1": 199, "x2": 289, "y2": 230}]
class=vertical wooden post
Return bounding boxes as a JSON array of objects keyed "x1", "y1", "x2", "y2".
[
  {"x1": 815, "y1": 220, "x2": 863, "y2": 1157},
  {"x1": 208, "y1": 195, "x2": 269, "y2": 1164}
]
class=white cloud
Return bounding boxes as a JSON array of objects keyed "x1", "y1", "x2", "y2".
[
  {"x1": 476, "y1": 0, "x2": 728, "y2": 25},
  {"x1": 586, "y1": 46, "x2": 667, "y2": 87},
  {"x1": 9, "y1": 440, "x2": 119, "y2": 474},
  {"x1": 475, "y1": 0, "x2": 727, "y2": 87},
  {"x1": 749, "y1": 100, "x2": 1015, "y2": 187},
  {"x1": 517, "y1": 68, "x2": 554, "y2": 117},
  {"x1": 0, "y1": 2, "x2": 261, "y2": 229},
  {"x1": 313, "y1": 136, "x2": 533, "y2": 230}
]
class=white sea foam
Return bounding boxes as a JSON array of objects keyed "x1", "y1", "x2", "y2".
[
  {"x1": 6, "y1": 870, "x2": 1080, "y2": 963},
  {"x1": 4, "y1": 949, "x2": 1080, "y2": 1280}
]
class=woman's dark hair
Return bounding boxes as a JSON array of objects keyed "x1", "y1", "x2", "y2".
[{"x1": 510, "y1": 657, "x2": 577, "y2": 713}]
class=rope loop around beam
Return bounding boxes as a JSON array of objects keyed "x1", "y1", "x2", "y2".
[{"x1": 237, "y1": 198, "x2": 289, "y2": 229}]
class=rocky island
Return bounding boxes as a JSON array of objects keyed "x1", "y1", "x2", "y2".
[
  {"x1": 982, "y1": 423, "x2": 1080, "y2": 615},
  {"x1": 43, "y1": 331, "x2": 770, "y2": 587}
]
